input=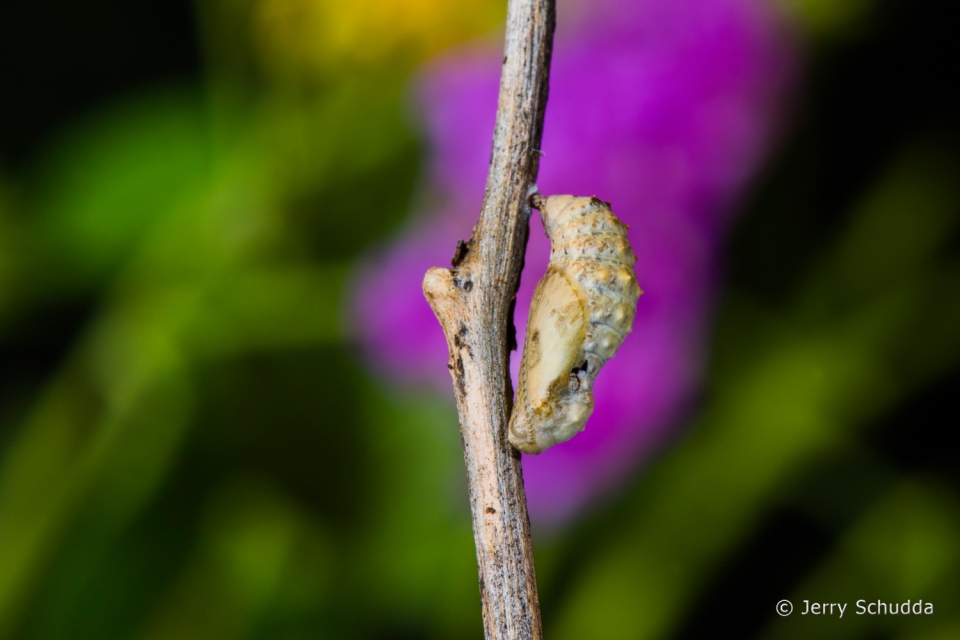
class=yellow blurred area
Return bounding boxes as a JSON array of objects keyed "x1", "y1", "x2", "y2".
[{"x1": 252, "y1": 0, "x2": 505, "y2": 77}]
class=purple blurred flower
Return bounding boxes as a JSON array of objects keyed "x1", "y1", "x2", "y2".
[{"x1": 352, "y1": 0, "x2": 797, "y2": 525}]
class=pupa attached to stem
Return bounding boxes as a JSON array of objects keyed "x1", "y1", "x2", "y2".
[{"x1": 509, "y1": 195, "x2": 642, "y2": 454}]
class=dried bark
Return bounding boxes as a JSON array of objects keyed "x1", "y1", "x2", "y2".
[{"x1": 421, "y1": 0, "x2": 556, "y2": 638}]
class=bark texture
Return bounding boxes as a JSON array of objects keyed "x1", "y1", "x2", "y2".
[{"x1": 421, "y1": 0, "x2": 556, "y2": 638}]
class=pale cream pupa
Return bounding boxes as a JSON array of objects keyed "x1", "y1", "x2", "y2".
[{"x1": 509, "y1": 195, "x2": 642, "y2": 454}]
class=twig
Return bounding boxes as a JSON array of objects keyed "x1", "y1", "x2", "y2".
[{"x1": 421, "y1": 0, "x2": 555, "y2": 638}]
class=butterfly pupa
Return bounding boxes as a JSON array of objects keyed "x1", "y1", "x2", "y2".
[{"x1": 508, "y1": 195, "x2": 642, "y2": 454}]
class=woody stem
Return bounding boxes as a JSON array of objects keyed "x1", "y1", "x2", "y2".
[{"x1": 420, "y1": 0, "x2": 556, "y2": 638}]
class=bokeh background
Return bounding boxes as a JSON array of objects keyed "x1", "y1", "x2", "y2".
[{"x1": 1, "y1": 0, "x2": 958, "y2": 639}]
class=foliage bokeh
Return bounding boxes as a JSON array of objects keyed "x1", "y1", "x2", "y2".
[{"x1": 1, "y1": 0, "x2": 958, "y2": 639}]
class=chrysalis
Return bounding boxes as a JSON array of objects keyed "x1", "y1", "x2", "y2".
[{"x1": 509, "y1": 195, "x2": 642, "y2": 454}]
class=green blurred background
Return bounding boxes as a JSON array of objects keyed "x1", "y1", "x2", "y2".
[{"x1": 1, "y1": 0, "x2": 958, "y2": 639}]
